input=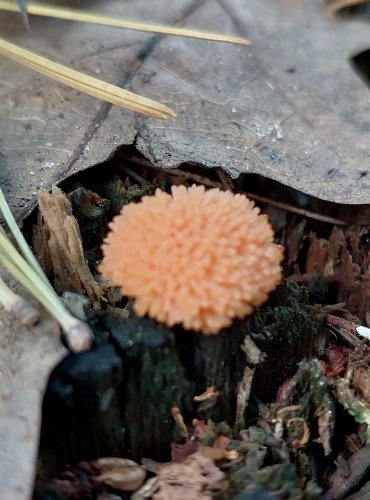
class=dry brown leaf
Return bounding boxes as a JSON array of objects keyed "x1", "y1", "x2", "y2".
[
  {"x1": 171, "y1": 441, "x2": 199, "y2": 463},
  {"x1": 153, "y1": 452, "x2": 226, "y2": 500},
  {"x1": 1, "y1": 0, "x2": 370, "y2": 225},
  {"x1": 0, "y1": 276, "x2": 66, "y2": 500}
]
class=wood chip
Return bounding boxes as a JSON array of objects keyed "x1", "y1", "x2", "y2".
[{"x1": 35, "y1": 186, "x2": 103, "y2": 305}]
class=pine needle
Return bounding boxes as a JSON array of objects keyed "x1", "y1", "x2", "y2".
[
  {"x1": 0, "y1": 188, "x2": 93, "y2": 352},
  {"x1": 0, "y1": 188, "x2": 48, "y2": 285},
  {"x1": 0, "y1": 36, "x2": 176, "y2": 119},
  {"x1": 0, "y1": 0, "x2": 251, "y2": 46}
]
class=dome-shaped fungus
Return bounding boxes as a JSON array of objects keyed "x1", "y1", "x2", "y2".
[{"x1": 99, "y1": 185, "x2": 284, "y2": 334}]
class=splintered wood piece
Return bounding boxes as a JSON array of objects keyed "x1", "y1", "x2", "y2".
[
  {"x1": 32, "y1": 209, "x2": 53, "y2": 277},
  {"x1": 35, "y1": 186, "x2": 103, "y2": 304}
]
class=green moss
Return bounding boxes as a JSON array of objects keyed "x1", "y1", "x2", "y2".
[
  {"x1": 254, "y1": 282, "x2": 315, "y2": 344},
  {"x1": 227, "y1": 462, "x2": 321, "y2": 499},
  {"x1": 250, "y1": 282, "x2": 327, "y2": 402},
  {"x1": 101, "y1": 176, "x2": 156, "y2": 216}
]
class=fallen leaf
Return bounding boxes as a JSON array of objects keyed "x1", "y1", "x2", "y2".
[
  {"x1": 153, "y1": 452, "x2": 226, "y2": 499},
  {"x1": 1, "y1": 0, "x2": 370, "y2": 227},
  {"x1": 0, "y1": 279, "x2": 66, "y2": 500}
]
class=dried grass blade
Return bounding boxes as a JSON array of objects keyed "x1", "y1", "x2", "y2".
[
  {"x1": 0, "y1": 0, "x2": 251, "y2": 46},
  {"x1": 0, "y1": 36, "x2": 176, "y2": 119},
  {"x1": 0, "y1": 245, "x2": 91, "y2": 350},
  {"x1": 0, "y1": 229, "x2": 61, "y2": 310},
  {"x1": 0, "y1": 227, "x2": 93, "y2": 351},
  {"x1": 0, "y1": 192, "x2": 93, "y2": 351},
  {"x1": 0, "y1": 188, "x2": 49, "y2": 286}
]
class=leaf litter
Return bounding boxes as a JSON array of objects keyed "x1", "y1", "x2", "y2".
[
  {"x1": 25, "y1": 152, "x2": 370, "y2": 500},
  {"x1": 3, "y1": 0, "x2": 370, "y2": 227},
  {"x1": 0, "y1": 155, "x2": 370, "y2": 498},
  {"x1": 1, "y1": 2, "x2": 370, "y2": 499},
  {"x1": 2, "y1": 150, "x2": 370, "y2": 500}
]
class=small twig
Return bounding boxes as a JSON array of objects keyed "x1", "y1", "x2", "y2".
[
  {"x1": 116, "y1": 152, "x2": 346, "y2": 225},
  {"x1": 326, "y1": 313, "x2": 363, "y2": 348},
  {"x1": 163, "y1": 168, "x2": 222, "y2": 188},
  {"x1": 115, "y1": 164, "x2": 147, "y2": 185},
  {"x1": 242, "y1": 191, "x2": 347, "y2": 226},
  {"x1": 326, "y1": 314, "x2": 359, "y2": 334},
  {"x1": 217, "y1": 169, "x2": 234, "y2": 191},
  {"x1": 234, "y1": 366, "x2": 255, "y2": 432}
]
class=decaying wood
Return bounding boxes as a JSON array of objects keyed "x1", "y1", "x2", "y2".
[
  {"x1": 32, "y1": 210, "x2": 53, "y2": 278},
  {"x1": 326, "y1": 445, "x2": 370, "y2": 499},
  {"x1": 290, "y1": 226, "x2": 370, "y2": 324},
  {"x1": 34, "y1": 186, "x2": 103, "y2": 305},
  {"x1": 234, "y1": 366, "x2": 255, "y2": 432}
]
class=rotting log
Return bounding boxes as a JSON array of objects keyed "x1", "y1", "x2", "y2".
[{"x1": 38, "y1": 282, "x2": 327, "y2": 473}]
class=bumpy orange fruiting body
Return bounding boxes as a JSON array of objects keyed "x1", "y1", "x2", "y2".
[{"x1": 99, "y1": 185, "x2": 283, "y2": 334}]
